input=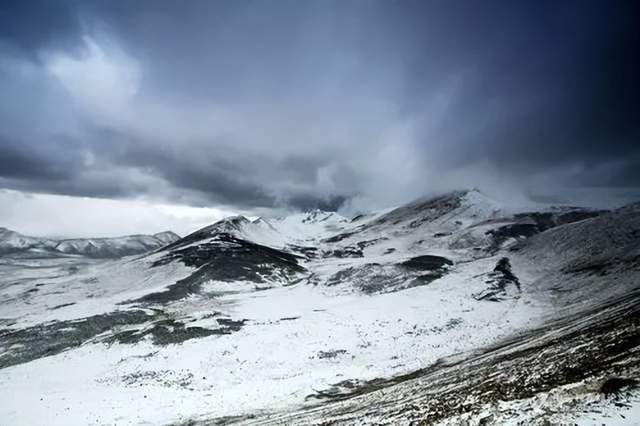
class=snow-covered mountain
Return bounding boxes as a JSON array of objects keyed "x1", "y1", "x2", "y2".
[
  {"x1": 0, "y1": 189, "x2": 638, "y2": 425},
  {"x1": 0, "y1": 227, "x2": 180, "y2": 258}
]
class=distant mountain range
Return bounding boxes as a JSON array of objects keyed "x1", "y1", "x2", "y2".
[{"x1": 0, "y1": 227, "x2": 180, "y2": 258}]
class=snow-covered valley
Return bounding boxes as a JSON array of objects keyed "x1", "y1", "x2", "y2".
[{"x1": 1, "y1": 190, "x2": 639, "y2": 425}]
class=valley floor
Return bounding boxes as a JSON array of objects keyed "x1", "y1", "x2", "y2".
[{"x1": 0, "y1": 254, "x2": 544, "y2": 425}]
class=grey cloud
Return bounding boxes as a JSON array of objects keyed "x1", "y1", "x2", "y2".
[
  {"x1": 0, "y1": 133, "x2": 85, "y2": 180},
  {"x1": 395, "y1": 1, "x2": 640, "y2": 174},
  {"x1": 285, "y1": 194, "x2": 349, "y2": 212},
  {"x1": 0, "y1": 0, "x2": 85, "y2": 58}
]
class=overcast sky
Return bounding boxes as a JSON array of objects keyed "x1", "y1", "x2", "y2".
[{"x1": 1, "y1": 0, "x2": 639, "y2": 237}]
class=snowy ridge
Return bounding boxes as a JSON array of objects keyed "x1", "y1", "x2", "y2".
[
  {"x1": 270, "y1": 209, "x2": 350, "y2": 242},
  {"x1": 164, "y1": 209, "x2": 350, "y2": 251},
  {"x1": 0, "y1": 227, "x2": 55, "y2": 252},
  {"x1": 0, "y1": 228, "x2": 180, "y2": 258}
]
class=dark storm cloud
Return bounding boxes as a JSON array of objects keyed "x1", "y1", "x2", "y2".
[
  {"x1": 82, "y1": 126, "x2": 279, "y2": 207},
  {"x1": 0, "y1": 132, "x2": 89, "y2": 181},
  {"x1": 392, "y1": 0, "x2": 640, "y2": 173},
  {"x1": 0, "y1": 0, "x2": 85, "y2": 57},
  {"x1": 285, "y1": 194, "x2": 349, "y2": 212},
  {"x1": 0, "y1": 135, "x2": 73, "y2": 180},
  {"x1": 0, "y1": 0, "x2": 638, "y2": 210}
]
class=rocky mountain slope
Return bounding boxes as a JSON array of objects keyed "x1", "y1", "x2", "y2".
[
  {"x1": 0, "y1": 190, "x2": 638, "y2": 425},
  {"x1": 0, "y1": 228, "x2": 180, "y2": 258}
]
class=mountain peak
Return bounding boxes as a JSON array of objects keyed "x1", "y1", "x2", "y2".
[
  {"x1": 152, "y1": 231, "x2": 181, "y2": 245},
  {"x1": 301, "y1": 209, "x2": 335, "y2": 224}
]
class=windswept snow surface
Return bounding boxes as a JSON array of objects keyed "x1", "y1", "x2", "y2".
[{"x1": 1, "y1": 190, "x2": 638, "y2": 425}]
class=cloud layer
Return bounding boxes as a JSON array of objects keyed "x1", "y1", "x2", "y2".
[{"x1": 1, "y1": 0, "x2": 639, "y2": 212}]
